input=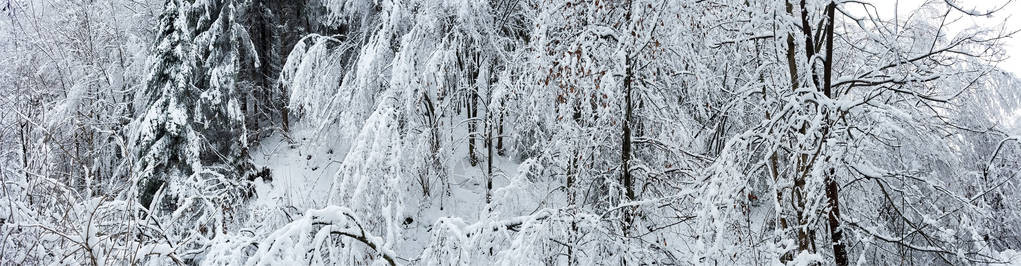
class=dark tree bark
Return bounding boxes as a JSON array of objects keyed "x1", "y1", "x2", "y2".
[
  {"x1": 778, "y1": 2, "x2": 799, "y2": 262},
  {"x1": 496, "y1": 98, "x2": 505, "y2": 156},
  {"x1": 622, "y1": 58, "x2": 634, "y2": 203},
  {"x1": 469, "y1": 91, "x2": 479, "y2": 167},
  {"x1": 619, "y1": 1, "x2": 636, "y2": 240},
  {"x1": 798, "y1": 0, "x2": 821, "y2": 89},
  {"x1": 822, "y1": 2, "x2": 848, "y2": 265},
  {"x1": 486, "y1": 114, "x2": 493, "y2": 204}
]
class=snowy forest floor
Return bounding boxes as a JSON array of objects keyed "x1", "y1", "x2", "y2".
[{"x1": 249, "y1": 121, "x2": 543, "y2": 261}]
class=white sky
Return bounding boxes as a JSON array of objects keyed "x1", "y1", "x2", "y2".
[
  {"x1": 859, "y1": 0, "x2": 1021, "y2": 133},
  {"x1": 855, "y1": 0, "x2": 1021, "y2": 75}
]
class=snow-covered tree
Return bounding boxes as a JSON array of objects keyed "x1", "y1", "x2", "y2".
[
  {"x1": 130, "y1": 0, "x2": 262, "y2": 260},
  {"x1": 3, "y1": 0, "x2": 1021, "y2": 264}
]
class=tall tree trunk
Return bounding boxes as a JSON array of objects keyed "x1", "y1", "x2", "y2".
[
  {"x1": 20, "y1": 121, "x2": 30, "y2": 186},
  {"x1": 566, "y1": 150, "x2": 579, "y2": 266},
  {"x1": 282, "y1": 106, "x2": 290, "y2": 132},
  {"x1": 822, "y1": 2, "x2": 848, "y2": 265},
  {"x1": 422, "y1": 92, "x2": 440, "y2": 196},
  {"x1": 618, "y1": 2, "x2": 638, "y2": 244},
  {"x1": 466, "y1": 50, "x2": 479, "y2": 167},
  {"x1": 795, "y1": 0, "x2": 832, "y2": 254},
  {"x1": 788, "y1": 0, "x2": 816, "y2": 256},
  {"x1": 622, "y1": 57, "x2": 634, "y2": 203},
  {"x1": 486, "y1": 109, "x2": 493, "y2": 205},
  {"x1": 469, "y1": 91, "x2": 478, "y2": 167},
  {"x1": 496, "y1": 98, "x2": 505, "y2": 156},
  {"x1": 778, "y1": 2, "x2": 799, "y2": 262},
  {"x1": 799, "y1": 0, "x2": 821, "y2": 89}
]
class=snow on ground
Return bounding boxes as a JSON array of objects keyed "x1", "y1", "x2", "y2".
[
  {"x1": 251, "y1": 127, "x2": 349, "y2": 210},
  {"x1": 248, "y1": 118, "x2": 537, "y2": 260}
]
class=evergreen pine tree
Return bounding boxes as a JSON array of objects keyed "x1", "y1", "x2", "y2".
[{"x1": 133, "y1": 0, "x2": 259, "y2": 214}]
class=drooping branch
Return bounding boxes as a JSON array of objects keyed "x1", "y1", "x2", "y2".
[{"x1": 250, "y1": 206, "x2": 398, "y2": 266}]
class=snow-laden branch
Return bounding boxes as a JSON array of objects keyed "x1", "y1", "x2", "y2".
[
  {"x1": 247, "y1": 206, "x2": 397, "y2": 266},
  {"x1": 986, "y1": 136, "x2": 1020, "y2": 171},
  {"x1": 943, "y1": 0, "x2": 1011, "y2": 17},
  {"x1": 432, "y1": 209, "x2": 554, "y2": 239}
]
